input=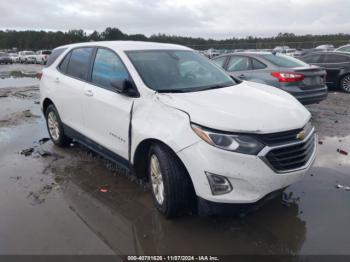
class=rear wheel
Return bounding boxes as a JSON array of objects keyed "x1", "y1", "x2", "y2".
[
  {"x1": 148, "y1": 143, "x2": 194, "y2": 218},
  {"x1": 340, "y1": 74, "x2": 350, "y2": 93},
  {"x1": 45, "y1": 104, "x2": 71, "y2": 147}
]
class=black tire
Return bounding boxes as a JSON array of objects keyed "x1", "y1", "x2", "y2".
[
  {"x1": 45, "y1": 104, "x2": 71, "y2": 147},
  {"x1": 148, "y1": 143, "x2": 195, "y2": 218},
  {"x1": 340, "y1": 74, "x2": 350, "y2": 93}
]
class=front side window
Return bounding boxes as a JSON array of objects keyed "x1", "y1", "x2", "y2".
[
  {"x1": 260, "y1": 54, "x2": 308, "y2": 67},
  {"x1": 66, "y1": 47, "x2": 93, "y2": 80},
  {"x1": 127, "y1": 50, "x2": 235, "y2": 92},
  {"x1": 226, "y1": 56, "x2": 250, "y2": 72},
  {"x1": 91, "y1": 48, "x2": 129, "y2": 89}
]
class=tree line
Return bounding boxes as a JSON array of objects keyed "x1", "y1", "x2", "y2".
[{"x1": 0, "y1": 28, "x2": 349, "y2": 51}]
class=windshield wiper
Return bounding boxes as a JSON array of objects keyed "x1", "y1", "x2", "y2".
[
  {"x1": 157, "y1": 89, "x2": 190, "y2": 93},
  {"x1": 199, "y1": 84, "x2": 229, "y2": 91}
]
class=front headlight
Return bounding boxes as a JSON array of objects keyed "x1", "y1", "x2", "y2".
[{"x1": 191, "y1": 124, "x2": 264, "y2": 155}]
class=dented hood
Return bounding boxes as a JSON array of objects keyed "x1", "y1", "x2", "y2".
[{"x1": 158, "y1": 81, "x2": 311, "y2": 134}]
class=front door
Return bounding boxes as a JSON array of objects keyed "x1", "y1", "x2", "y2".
[{"x1": 82, "y1": 48, "x2": 134, "y2": 160}]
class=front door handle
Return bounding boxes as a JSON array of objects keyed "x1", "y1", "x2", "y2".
[
  {"x1": 54, "y1": 77, "x2": 60, "y2": 83},
  {"x1": 85, "y1": 90, "x2": 94, "y2": 97}
]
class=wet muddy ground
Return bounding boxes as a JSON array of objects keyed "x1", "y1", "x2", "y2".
[{"x1": 0, "y1": 64, "x2": 350, "y2": 255}]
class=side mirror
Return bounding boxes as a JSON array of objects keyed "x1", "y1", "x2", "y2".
[{"x1": 110, "y1": 79, "x2": 138, "y2": 97}]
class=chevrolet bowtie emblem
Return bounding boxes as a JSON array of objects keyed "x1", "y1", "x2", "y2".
[{"x1": 296, "y1": 130, "x2": 306, "y2": 140}]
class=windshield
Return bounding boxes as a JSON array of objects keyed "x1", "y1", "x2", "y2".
[
  {"x1": 42, "y1": 50, "x2": 52, "y2": 55},
  {"x1": 127, "y1": 50, "x2": 235, "y2": 92},
  {"x1": 260, "y1": 54, "x2": 308, "y2": 67},
  {"x1": 25, "y1": 51, "x2": 35, "y2": 55}
]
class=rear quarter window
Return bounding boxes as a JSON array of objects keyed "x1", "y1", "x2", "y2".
[
  {"x1": 46, "y1": 48, "x2": 67, "y2": 67},
  {"x1": 212, "y1": 56, "x2": 227, "y2": 68},
  {"x1": 251, "y1": 58, "x2": 267, "y2": 70}
]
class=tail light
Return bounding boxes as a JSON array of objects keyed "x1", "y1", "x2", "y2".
[
  {"x1": 271, "y1": 72, "x2": 305, "y2": 83},
  {"x1": 36, "y1": 72, "x2": 43, "y2": 80}
]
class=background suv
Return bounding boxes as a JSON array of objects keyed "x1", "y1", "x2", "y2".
[
  {"x1": 212, "y1": 52, "x2": 328, "y2": 104},
  {"x1": 19, "y1": 51, "x2": 36, "y2": 64},
  {"x1": 40, "y1": 41, "x2": 316, "y2": 217}
]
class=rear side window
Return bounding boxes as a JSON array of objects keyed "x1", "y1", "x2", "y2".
[
  {"x1": 66, "y1": 48, "x2": 94, "y2": 80},
  {"x1": 301, "y1": 54, "x2": 323, "y2": 63},
  {"x1": 212, "y1": 56, "x2": 227, "y2": 68},
  {"x1": 260, "y1": 54, "x2": 307, "y2": 67},
  {"x1": 46, "y1": 48, "x2": 67, "y2": 67},
  {"x1": 227, "y1": 56, "x2": 250, "y2": 71},
  {"x1": 324, "y1": 54, "x2": 349, "y2": 63},
  {"x1": 251, "y1": 59, "x2": 267, "y2": 70},
  {"x1": 91, "y1": 48, "x2": 129, "y2": 90}
]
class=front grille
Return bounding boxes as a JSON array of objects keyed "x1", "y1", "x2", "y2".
[
  {"x1": 258, "y1": 128, "x2": 303, "y2": 145},
  {"x1": 258, "y1": 121, "x2": 313, "y2": 146},
  {"x1": 265, "y1": 133, "x2": 315, "y2": 172}
]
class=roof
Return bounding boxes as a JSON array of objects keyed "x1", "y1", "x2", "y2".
[{"x1": 57, "y1": 41, "x2": 191, "y2": 52}]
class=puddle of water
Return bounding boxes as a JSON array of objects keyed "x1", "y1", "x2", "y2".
[
  {"x1": 0, "y1": 71, "x2": 39, "y2": 89},
  {"x1": 0, "y1": 77, "x2": 38, "y2": 89}
]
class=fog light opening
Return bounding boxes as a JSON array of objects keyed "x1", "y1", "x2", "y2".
[{"x1": 206, "y1": 172, "x2": 233, "y2": 195}]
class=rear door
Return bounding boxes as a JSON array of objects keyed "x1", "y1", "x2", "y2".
[
  {"x1": 225, "y1": 55, "x2": 252, "y2": 80},
  {"x1": 248, "y1": 58, "x2": 272, "y2": 84},
  {"x1": 55, "y1": 47, "x2": 94, "y2": 133},
  {"x1": 82, "y1": 47, "x2": 134, "y2": 160},
  {"x1": 319, "y1": 54, "x2": 349, "y2": 85}
]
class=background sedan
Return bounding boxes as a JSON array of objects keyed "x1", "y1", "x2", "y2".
[
  {"x1": 300, "y1": 52, "x2": 350, "y2": 93},
  {"x1": 212, "y1": 52, "x2": 328, "y2": 104}
]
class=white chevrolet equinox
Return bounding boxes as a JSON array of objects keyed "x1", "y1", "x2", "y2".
[{"x1": 40, "y1": 41, "x2": 317, "y2": 217}]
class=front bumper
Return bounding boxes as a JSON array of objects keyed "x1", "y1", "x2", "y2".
[{"x1": 178, "y1": 132, "x2": 317, "y2": 204}]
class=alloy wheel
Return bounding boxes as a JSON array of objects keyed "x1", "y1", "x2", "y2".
[
  {"x1": 342, "y1": 75, "x2": 350, "y2": 92},
  {"x1": 149, "y1": 154, "x2": 165, "y2": 205},
  {"x1": 47, "y1": 111, "x2": 60, "y2": 141}
]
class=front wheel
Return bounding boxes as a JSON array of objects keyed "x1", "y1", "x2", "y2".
[
  {"x1": 45, "y1": 104, "x2": 71, "y2": 147},
  {"x1": 340, "y1": 74, "x2": 350, "y2": 93},
  {"x1": 148, "y1": 143, "x2": 194, "y2": 218}
]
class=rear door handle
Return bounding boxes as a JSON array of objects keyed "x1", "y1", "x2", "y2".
[
  {"x1": 238, "y1": 74, "x2": 246, "y2": 79},
  {"x1": 85, "y1": 90, "x2": 94, "y2": 97},
  {"x1": 54, "y1": 77, "x2": 60, "y2": 83}
]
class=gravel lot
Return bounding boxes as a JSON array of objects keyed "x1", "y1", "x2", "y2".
[{"x1": 0, "y1": 64, "x2": 349, "y2": 256}]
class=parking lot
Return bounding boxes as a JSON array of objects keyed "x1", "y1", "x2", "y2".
[{"x1": 0, "y1": 63, "x2": 349, "y2": 255}]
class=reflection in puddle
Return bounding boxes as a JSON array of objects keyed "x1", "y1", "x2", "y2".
[
  {"x1": 53, "y1": 157, "x2": 307, "y2": 255},
  {"x1": 0, "y1": 71, "x2": 38, "y2": 89}
]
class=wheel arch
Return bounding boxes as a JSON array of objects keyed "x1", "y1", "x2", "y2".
[
  {"x1": 132, "y1": 138, "x2": 194, "y2": 188},
  {"x1": 42, "y1": 97, "x2": 55, "y2": 114}
]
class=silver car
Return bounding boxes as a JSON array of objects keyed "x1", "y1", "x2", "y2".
[{"x1": 212, "y1": 52, "x2": 328, "y2": 105}]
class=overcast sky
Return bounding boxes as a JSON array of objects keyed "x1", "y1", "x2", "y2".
[{"x1": 0, "y1": 0, "x2": 349, "y2": 38}]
